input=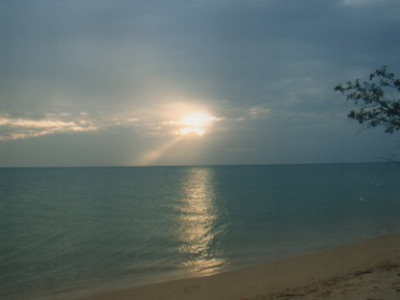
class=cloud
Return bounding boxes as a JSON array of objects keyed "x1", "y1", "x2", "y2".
[
  {"x1": 0, "y1": 113, "x2": 97, "y2": 141},
  {"x1": 341, "y1": 0, "x2": 386, "y2": 4},
  {"x1": 109, "y1": 102, "x2": 223, "y2": 138},
  {"x1": 0, "y1": 101, "x2": 225, "y2": 143},
  {"x1": 248, "y1": 106, "x2": 271, "y2": 119}
]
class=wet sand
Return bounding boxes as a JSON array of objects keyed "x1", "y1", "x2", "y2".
[{"x1": 79, "y1": 233, "x2": 400, "y2": 300}]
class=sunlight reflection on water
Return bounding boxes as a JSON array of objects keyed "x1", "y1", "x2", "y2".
[{"x1": 176, "y1": 168, "x2": 225, "y2": 275}]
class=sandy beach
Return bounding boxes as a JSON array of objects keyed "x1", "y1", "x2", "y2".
[{"x1": 79, "y1": 233, "x2": 400, "y2": 300}]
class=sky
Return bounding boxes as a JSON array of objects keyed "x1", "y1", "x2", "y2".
[{"x1": 1, "y1": 0, "x2": 400, "y2": 167}]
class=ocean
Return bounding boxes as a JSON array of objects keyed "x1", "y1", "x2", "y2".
[{"x1": 1, "y1": 163, "x2": 400, "y2": 299}]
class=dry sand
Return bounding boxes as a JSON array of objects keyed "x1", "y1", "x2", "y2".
[{"x1": 80, "y1": 233, "x2": 400, "y2": 300}]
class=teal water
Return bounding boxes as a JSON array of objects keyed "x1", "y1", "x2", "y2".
[{"x1": 1, "y1": 163, "x2": 400, "y2": 299}]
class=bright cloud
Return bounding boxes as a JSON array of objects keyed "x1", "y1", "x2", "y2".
[
  {"x1": 0, "y1": 114, "x2": 98, "y2": 141},
  {"x1": 112, "y1": 102, "x2": 222, "y2": 137},
  {"x1": 0, "y1": 103, "x2": 223, "y2": 142}
]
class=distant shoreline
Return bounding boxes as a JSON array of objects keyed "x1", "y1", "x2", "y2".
[{"x1": 78, "y1": 232, "x2": 400, "y2": 300}]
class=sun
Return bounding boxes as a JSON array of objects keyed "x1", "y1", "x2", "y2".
[{"x1": 178, "y1": 112, "x2": 216, "y2": 136}]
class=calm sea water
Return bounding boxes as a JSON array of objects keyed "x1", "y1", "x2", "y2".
[{"x1": 1, "y1": 163, "x2": 400, "y2": 299}]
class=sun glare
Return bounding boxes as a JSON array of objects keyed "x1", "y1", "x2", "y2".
[{"x1": 179, "y1": 112, "x2": 216, "y2": 136}]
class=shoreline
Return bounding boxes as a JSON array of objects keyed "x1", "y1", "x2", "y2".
[{"x1": 78, "y1": 232, "x2": 400, "y2": 300}]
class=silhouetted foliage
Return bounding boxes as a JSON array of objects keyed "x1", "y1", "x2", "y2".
[{"x1": 335, "y1": 67, "x2": 400, "y2": 133}]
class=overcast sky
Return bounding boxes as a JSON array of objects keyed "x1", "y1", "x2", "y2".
[{"x1": 1, "y1": 0, "x2": 399, "y2": 167}]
